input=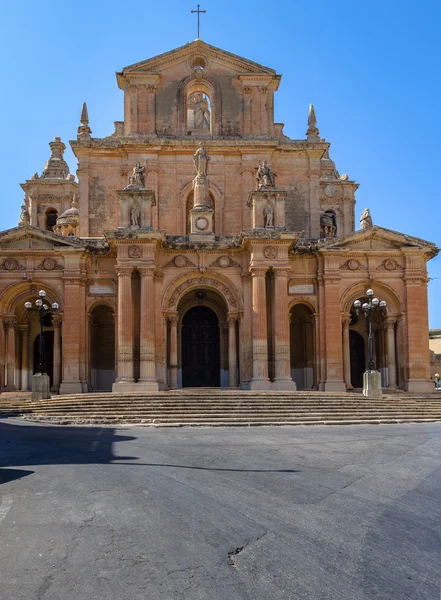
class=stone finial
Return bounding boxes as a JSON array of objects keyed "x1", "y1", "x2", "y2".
[
  {"x1": 35, "y1": 138, "x2": 70, "y2": 180},
  {"x1": 77, "y1": 102, "x2": 92, "y2": 141},
  {"x1": 360, "y1": 208, "x2": 373, "y2": 230},
  {"x1": 306, "y1": 104, "x2": 320, "y2": 142}
]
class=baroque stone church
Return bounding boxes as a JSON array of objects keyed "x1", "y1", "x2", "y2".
[{"x1": 0, "y1": 40, "x2": 437, "y2": 395}]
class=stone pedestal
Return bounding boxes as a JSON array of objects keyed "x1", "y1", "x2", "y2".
[
  {"x1": 117, "y1": 188, "x2": 156, "y2": 230},
  {"x1": 189, "y1": 174, "x2": 214, "y2": 241},
  {"x1": 32, "y1": 373, "x2": 51, "y2": 401},
  {"x1": 363, "y1": 370, "x2": 382, "y2": 399},
  {"x1": 247, "y1": 189, "x2": 287, "y2": 230}
]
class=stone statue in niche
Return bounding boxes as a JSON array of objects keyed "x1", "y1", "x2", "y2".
[
  {"x1": 19, "y1": 203, "x2": 30, "y2": 227},
  {"x1": 130, "y1": 204, "x2": 140, "y2": 228},
  {"x1": 192, "y1": 93, "x2": 210, "y2": 130},
  {"x1": 256, "y1": 160, "x2": 275, "y2": 189},
  {"x1": 264, "y1": 206, "x2": 274, "y2": 228},
  {"x1": 320, "y1": 212, "x2": 336, "y2": 239},
  {"x1": 194, "y1": 143, "x2": 210, "y2": 177},
  {"x1": 127, "y1": 160, "x2": 147, "y2": 189},
  {"x1": 360, "y1": 207, "x2": 373, "y2": 230}
]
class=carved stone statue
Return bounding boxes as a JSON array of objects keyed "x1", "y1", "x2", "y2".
[
  {"x1": 256, "y1": 160, "x2": 275, "y2": 189},
  {"x1": 193, "y1": 143, "x2": 209, "y2": 177},
  {"x1": 130, "y1": 204, "x2": 140, "y2": 228},
  {"x1": 127, "y1": 160, "x2": 146, "y2": 189},
  {"x1": 192, "y1": 93, "x2": 210, "y2": 130},
  {"x1": 19, "y1": 203, "x2": 30, "y2": 227},
  {"x1": 360, "y1": 208, "x2": 372, "y2": 230},
  {"x1": 264, "y1": 206, "x2": 274, "y2": 228}
]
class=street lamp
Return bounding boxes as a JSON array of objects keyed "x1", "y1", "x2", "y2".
[
  {"x1": 353, "y1": 289, "x2": 387, "y2": 371},
  {"x1": 25, "y1": 290, "x2": 59, "y2": 374}
]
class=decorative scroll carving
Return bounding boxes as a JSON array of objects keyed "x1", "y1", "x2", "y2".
[
  {"x1": 128, "y1": 245, "x2": 142, "y2": 259},
  {"x1": 340, "y1": 259, "x2": 367, "y2": 271},
  {"x1": 209, "y1": 256, "x2": 241, "y2": 268},
  {"x1": 35, "y1": 258, "x2": 63, "y2": 270},
  {"x1": 263, "y1": 246, "x2": 277, "y2": 259},
  {"x1": 377, "y1": 259, "x2": 404, "y2": 271},
  {"x1": 165, "y1": 255, "x2": 197, "y2": 268},
  {"x1": 0, "y1": 258, "x2": 25, "y2": 271}
]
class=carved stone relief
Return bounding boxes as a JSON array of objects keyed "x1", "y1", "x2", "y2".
[
  {"x1": 377, "y1": 259, "x2": 404, "y2": 271},
  {"x1": 128, "y1": 245, "x2": 142, "y2": 259},
  {"x1": 340, "y1": 259, "x2": 367, "y2": 271},
  {"x1": 209, "y1": 256, "x2": 241, "y2": 268},
  {"x1": 0, "y1": 258, "x2": 25, "y2": 271},
  {"x1": 263, "y1": 246, "x2": 277, "y2": 259}
]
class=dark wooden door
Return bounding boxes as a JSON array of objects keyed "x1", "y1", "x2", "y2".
[
  {"x1": 182, "y1": 306, "x2": 220, "y2": 387},
  {"x1": 350, "y1": 330, "x2": 365, "y2": 388}
]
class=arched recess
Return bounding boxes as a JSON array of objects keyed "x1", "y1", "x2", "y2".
[
  {"x1": 177, "y1": 74, "x2": 222, "y2": 136},
  {"x1": 163, "y1": 271, "x2": 242, "y2": 314},
  {"x1": 289, "y1": 303, "x2": 316, "y2": 390},
  {"x1": 89, "y1": 304, "x2": 115, "y2": 391},
  {"x1": 45, "y1": 207, "x2": 58, "y2": 231},
  {"x1": 342, "y1": 282, "x2": 404, "y2": 389},
  {"x1": 180, "y1": 179, "x2": 223, "y2": 235},
  {"x1": 1, "y1": 282, "x2": 64, "y2": 392}
]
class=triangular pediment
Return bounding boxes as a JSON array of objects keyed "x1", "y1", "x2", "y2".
[
  {"x1": 120, "y1": 40, "x2": 277, "y2": 76},
  {"x1": 319, "y1": 226, "x2": 438, "y2": 253},
  {"x1": 0, "y1": 226, "x2": 87, "y2": 250}
]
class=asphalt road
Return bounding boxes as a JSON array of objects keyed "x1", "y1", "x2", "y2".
[{"x1": 0, "y1": 418, "x2": 440, "y2": 600}]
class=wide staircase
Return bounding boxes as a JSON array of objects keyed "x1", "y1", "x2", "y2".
[{"x1": 1, "y1": 389, "x2": 441, "y2": 427}]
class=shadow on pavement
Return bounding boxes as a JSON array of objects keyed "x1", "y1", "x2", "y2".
[{"x1": 0, "y1": 420, "x2": 137, "y2": 485}]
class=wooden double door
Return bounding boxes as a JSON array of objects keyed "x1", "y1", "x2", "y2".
[{"x1": 182, "y1": 306, "x2": 220, "y2": 388}]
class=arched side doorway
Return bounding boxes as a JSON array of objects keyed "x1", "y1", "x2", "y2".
[
  {"x1": 181, "y1": 305, "x2": 220, "y2": 387},
  {"x1": 349, "y1": 330, "x2": 365, "y2": 388},
  {"x1": 90, "y1": 305, "x2": 115, "y2": 391},
  {"x1": 290, "y1": 304, "x2": 316, "y2": 390},
  {"x1": 348, "y1": 304, "x2": 389, "y2": 388}
]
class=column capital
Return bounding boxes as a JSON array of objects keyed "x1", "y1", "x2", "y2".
[
  {"x1": 250, "y1": 268, "x2": 267, "y2": 277},
  {"x1": 387, "y1": 318, "x2": 396, "y2": 329},
  {"x1": 53, "y1": 315, "x2": 63, "y2": 329},
  {"x1": 115, "y1": 266, "x2": 133, "y2": 277},
  {"x1": 19, "y1": 324, "x2": 30, "y2": 337},
  {"x1": 169, "y1": 316, "x2": 178, "y2": 326},
  {"x1": 342, "y1": 315, "x2": 351, "y2": 329},
  {"x1": 228, "y1": 315, "x2": 237, "y2": 325},
  {"x1": 273, "y1": 268, "x2": 290, "y2": 279},
  {"x1": 138, "y1": 267, "x2": 155, "y2": 277},
  {"x1": 3, "y1": 317, "x2": 17, "y2": 330}
]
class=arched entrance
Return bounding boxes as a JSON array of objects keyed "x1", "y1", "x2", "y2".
[
  {"x1": 90, "y1": 305, "x2": 115, "y2": 391},
  {"x1": 349, "y1": 330, "x2": 365, "y2": 388},
  {"x1": 290, "y1": 304, "x2": 316, "y2": 390},
  {"x1": 182, "y1": 306, "x2": 220, "y2": 387},
  {"x1": 33, "y1": 331, "x2": 54, "y2": 386}
]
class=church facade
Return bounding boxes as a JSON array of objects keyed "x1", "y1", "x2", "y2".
[{"x1": 0, "y1": 41, "x2": 437, "y2": 395}]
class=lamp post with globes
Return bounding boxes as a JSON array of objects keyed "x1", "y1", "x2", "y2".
[
  {"x1": 25, "y1": 290, "x2": 59, "y2": 376},
  {"x1": 353, "y1": 288, "x2": 387, "y2": 397}
]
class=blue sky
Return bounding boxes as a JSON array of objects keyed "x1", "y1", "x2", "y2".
[{"x1": 1, "y1": 0, "x2": 440, "y2": 325}]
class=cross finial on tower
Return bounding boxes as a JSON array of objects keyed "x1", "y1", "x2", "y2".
[{"x1": 191, "y1": 4, "x2": 206, "y2": 39}]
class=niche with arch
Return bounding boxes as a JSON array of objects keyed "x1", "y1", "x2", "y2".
[{"x1": 45, "y1": 208, "x2": 58, "y2": 231}]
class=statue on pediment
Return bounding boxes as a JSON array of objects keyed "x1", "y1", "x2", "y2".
[
  {"x1": 360, "y1": 208, "x2": 372, "y2": 230},
  {"x1": 127, "y1": 160, "x2": 146, "y2": 189},
  {"x1": 256, "y1": 160, "x2": 275, "y2": 189},
  {"x1": 19, "y1": 203, "x2": 30, "y2": 227},
  {"x1": 194, "y1": 143, "x2": 210, "y2": 177}
]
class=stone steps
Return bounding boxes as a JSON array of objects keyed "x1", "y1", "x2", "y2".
[{"x1": 4, "y1": 390, "x2": 441, "y2": 427}]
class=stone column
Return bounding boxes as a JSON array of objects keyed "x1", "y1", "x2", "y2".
[
  {"x1": 273, "y1": 270, "x2": 296, "y2": 390},
  {"x1": 250, "y1": 269, "x2": 271, "y2": 389},
  {"x1": 259, "y1": 87, "x2": 268, "y2": 135},
  {"x1": 243, "y1": 87, "x2": 252, "y2": 135},
  {"x1": 59, "y1": 277, "x2": 83, "y2": 395},
  {"x1": 169, "y1": 316, "x2": 178, "y2": 390},
  {"x1": 147, "y1": 86, "x2": 156, "y2": 135},
  {"x1": 20, "y1": 327, "x2": 30, "y2": 391},
  {"x1": 77, "y1": 166, "x2": 90, "y2": 237},
  {"x1": 113, "y1": 268, "x2": 135, "y2": 390},
  {"x1": 323, "y1": 276, "x2": 346, "y2": 391},
  {"x1": 52, "y1": 316, "x2": 62, "y2": 392},
  {"x1": 342, "y1": 316, "x2": 352, "y2": 390},
  {"x1": 4, "y1": 318, "x2": 17, "y2": 390},
  {"x1": 387, "y1": 319, "x2": 397, "y2": 388},
  {"x1": 139, "y1": 268, "x2": 158, "y2": 390},
  {"x1": 308, "y1": 166, "x2": 321, "y2": 238},
  {"x1": 228, "y1": 316, "x2": 237, "y2": 388}
]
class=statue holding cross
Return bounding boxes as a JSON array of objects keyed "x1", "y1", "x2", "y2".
[{"x1": 191, "y1": 4, "x2": 206, "y2": 39}]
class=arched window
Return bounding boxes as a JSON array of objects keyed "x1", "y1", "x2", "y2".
[
  {"x1": 187, "y1": 92, "x2": 212, "y2": 134},
  {"x1": 45, "y1": 208, "x2": 58, "y2": 231}
]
